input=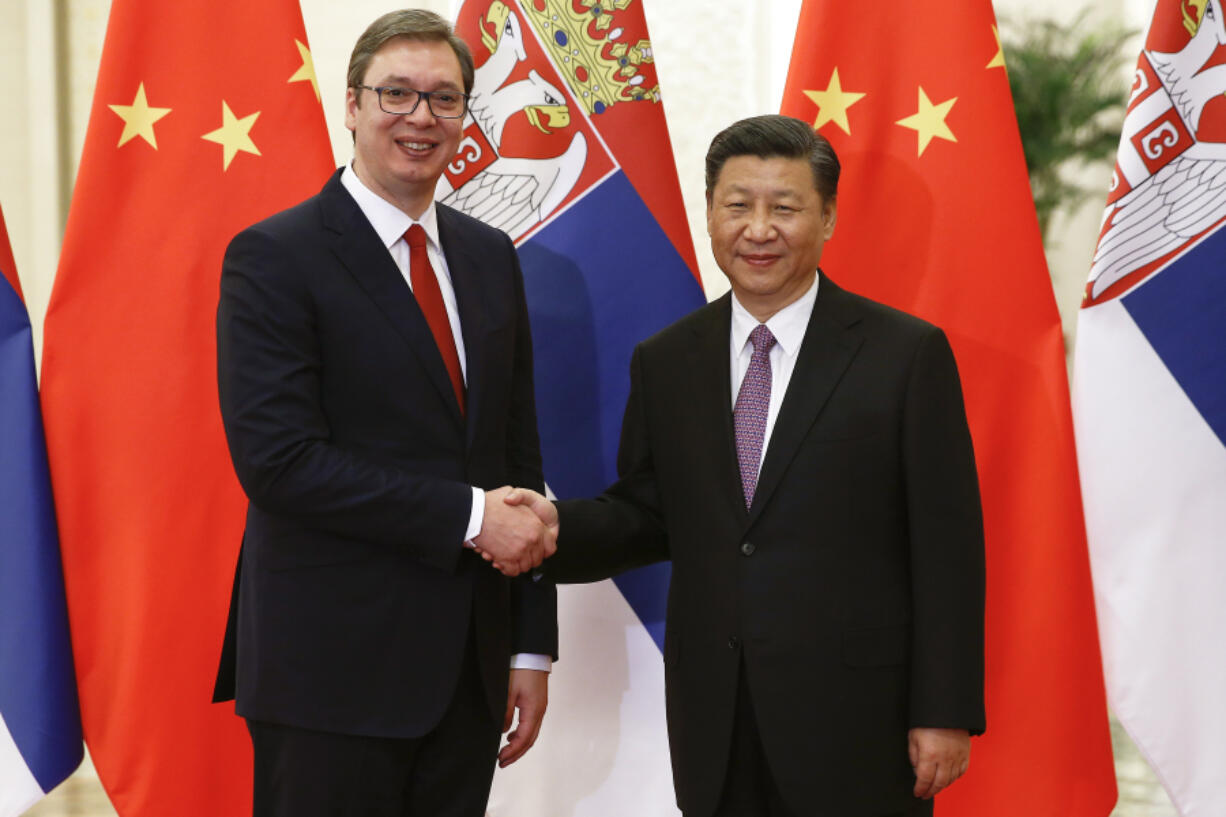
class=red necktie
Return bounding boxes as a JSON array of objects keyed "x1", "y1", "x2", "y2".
[{"x1": 406, "y1": 224, "x2": 465, "y2": 415}]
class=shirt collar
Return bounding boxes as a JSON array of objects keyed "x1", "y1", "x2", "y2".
[
  {"x1": 730, "y1": 273, "x2": 821, "y2": 358},
  {"x1": 340, "y1": 164, "x2": 441, "y2": 252}
]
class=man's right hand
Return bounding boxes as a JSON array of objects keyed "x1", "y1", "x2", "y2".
[
  {"x1": 472, "y1": 486, "x2": 556, "y2": 576},
  {"x1": 504, "y1": 488, "x2": 558, "y2": 541}
]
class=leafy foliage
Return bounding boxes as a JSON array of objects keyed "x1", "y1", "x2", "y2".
[{"x1": 1002, "y1": 13, "x2": 1135, "y2": 239}]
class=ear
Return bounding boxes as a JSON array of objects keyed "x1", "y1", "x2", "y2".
[
  {"x1": 344, "y1": 86, "x2": 360, "y2": 132},
  {"x1": 705, "y1": 190, "x2": 715, "y2": 235},
  {"x1": 822, "y1": 199, "x2": 838, "y2": 240}
]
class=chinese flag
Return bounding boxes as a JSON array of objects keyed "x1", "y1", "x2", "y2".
[
  {"x1": 781, "y1": 2, "x2": 1117, "y2": 815},
  {"x1": 39, "y1": 2, "x2": 333, "y2": 815}
]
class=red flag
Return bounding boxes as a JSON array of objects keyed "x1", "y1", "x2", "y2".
[
  {"x1": 781, "y1": 2, "x2": 1116, "y2": 814},
  {"x1": 39, "y1": 2, "x2": 333, "y2": 814}
]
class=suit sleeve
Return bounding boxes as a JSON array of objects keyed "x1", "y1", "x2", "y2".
[
  {"x1": 902, "y1": 328, "x2": 986, "y2": 734},
  {"x1": 217, "y1": 225, "x2": 471, "y2": 574},
  {"x1": 499, "y1": 235, "x2": 559, "y2": 658},
  {"x1": 550, "y1": 346, "x2": 670, "y2": 584}
]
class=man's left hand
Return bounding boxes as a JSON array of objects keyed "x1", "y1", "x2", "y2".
[
  {"x1": 499, "y1": 669, "x2": 549, "y2": 767},
  {"x1": 909, "y1": 727, "x2": 970, "y2": 799}
]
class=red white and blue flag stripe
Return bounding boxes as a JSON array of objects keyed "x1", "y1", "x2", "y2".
[
  {"x1": 0, "y1": 204, "x2": 83, "y2": 816},
  {"x1": 1074, "y1": 1, "x2": 1226, "y2": 814},
  {"x1": 446, "y1": 2, "x2": 705, "y2": 813}
]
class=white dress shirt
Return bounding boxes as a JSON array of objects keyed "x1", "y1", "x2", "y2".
[
  {"x1": 341, "y1": 166, "x2": 549, "y2": 672},
  {"x1": 729, "y1": 274, "x2": 821, "y2": 469}
]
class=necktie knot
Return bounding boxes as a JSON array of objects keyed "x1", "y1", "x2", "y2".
[
  {"x1": 749, "y1": 324, "x2": 776, "y2": 355},
  {"x1": 405, "y1": 223, "x2": 427, "y2": 250}
]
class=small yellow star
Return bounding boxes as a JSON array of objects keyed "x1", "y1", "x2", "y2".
[
  {"x1": 288, "y1": 39, "x2": 321, "y2": 102},
  {"x1": 802, "y1": 68, "x2": 866, "y2": 136},
  {"x1": 108, "y1": 83, "x2": 172, "y2": 149},
  {"x1": 202, "y1": 101, "x2": 262, "y2": 170},
  {"x1": 987, "y1": 25, "x2": 1006, "y2": 71},
  {"x1": 896, "y1": 87, "x2": 957, "y2": 156}
]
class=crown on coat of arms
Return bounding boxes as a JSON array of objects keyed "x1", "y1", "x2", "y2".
[{"x1": 522, "y1": 0, "x2": 660, "y2": 114}]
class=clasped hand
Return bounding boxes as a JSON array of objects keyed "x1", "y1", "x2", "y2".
[{"x1": 470, "y1": 487, "x2": 558, "y2": 576}]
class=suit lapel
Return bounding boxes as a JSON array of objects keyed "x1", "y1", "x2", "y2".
[
  {"x1": 747, "y1": 275, "x2": 863, "y2": 528},
  {"x1": 318, "y1": 172, "x2": 463, "y2": 426},
  {"x1": 687, "y1": 295, "x2": 751, "y2": 523},
  {"x1": 436, "y1": 205, "x2": 485, "y2": 449}
]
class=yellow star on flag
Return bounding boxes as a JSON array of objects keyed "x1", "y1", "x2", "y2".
[
  {"x1": 288, "y1": 39, "x2": 321, "y2": 102},
  {"x1": 802, "y1": 68, "x2": 866, "y2": 136},
  {"x1": 896, "y1": 87, "x2": 957, "y2": 156},
  {"x1": 202, "y1": 101, "x2": 262, "y2": 170},
  {"x1": 108, "y1": 83, "x2": 172, "y2": 149},
  {"x1": 987, "y1": 25, "x2": 1006, "y2": 71}
]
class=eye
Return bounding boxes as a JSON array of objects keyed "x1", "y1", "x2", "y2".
[
  {"x1": 544, "y1": 92, "x2": 559, "y2": 105},
  {"x1": 383, "y1": 87, "x2": 410, "y2": 99},
  {"x1": 434, "y1": 92, "x2": 460, "y2": 104}
]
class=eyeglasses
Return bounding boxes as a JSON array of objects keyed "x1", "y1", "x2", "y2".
[{"x1": 355, "y1": 85, "x2": 469, "y2": 119}]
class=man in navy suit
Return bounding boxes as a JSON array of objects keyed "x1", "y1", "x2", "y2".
[{"x1": 214, "y1": 10, "x2": 556, "y2": 817}]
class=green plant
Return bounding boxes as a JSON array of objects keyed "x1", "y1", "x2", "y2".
[{"x1": 1002, "y1": 13, "x2": 1135, "y2": 240}]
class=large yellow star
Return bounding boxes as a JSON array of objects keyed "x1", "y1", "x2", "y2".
[
  {"x1": 896, "y1": 87, "x2": 957, "y2": 156},
  {"x1": 108, "y1": 83, "x2": 172, "y2": 149},
  {"x1": 202, "y1": 101, "x2": 262, "y2": 170},
  {"x1": 802, "y1": 68, "x2": 866, "y2": 136},
  {"x1": 288, "y1": 39, "x2": 321, "y2": 102},
  {"x1": 987, "y1": 25, "x2": 1006, "y2": 71}
]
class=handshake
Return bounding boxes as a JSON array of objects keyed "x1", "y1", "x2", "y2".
[{"x1": 470, "y1": 486, "x2": 558, "y2": 576}]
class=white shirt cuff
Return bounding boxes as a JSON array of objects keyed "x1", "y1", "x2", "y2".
[
  {"x1": 511, "y1": 653, "x2": 552, "y2": 672},
  {"x1": 464, "y1": 487, "x2": 485, "y2": 547}
]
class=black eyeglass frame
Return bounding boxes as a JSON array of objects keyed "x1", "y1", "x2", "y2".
[{"x1": 354, "y1": 84, "x2": 470, "y2": 119}]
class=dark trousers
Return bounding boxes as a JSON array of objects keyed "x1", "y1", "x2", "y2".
[
  {"x1": 246, "y1": 637, "x2": 500, "y2": 817},
  {"x1": 708, "y1": 665, "x2": 933, "y2": 817}
]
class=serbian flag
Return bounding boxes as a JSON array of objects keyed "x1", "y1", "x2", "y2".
[
  {"x1": 781, "y1": 1, "x2": 1117, "y2": 814},
  {"x1": 445, "y1": 1, "x2": 704, "y2": 813},
  {"x1": 38, "y1": 1, "x2": 333, "y2": 814},
  {"x1": 0, "y1": 204, "x2": 83, "y2": 817},
  {"x1": 1074, "y1": 1, "x2": 1226, "y2": 814}
]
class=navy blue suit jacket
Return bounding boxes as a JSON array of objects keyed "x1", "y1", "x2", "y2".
[{"x1": 213, "y1": 170, "x2": 556, "y2": 738}]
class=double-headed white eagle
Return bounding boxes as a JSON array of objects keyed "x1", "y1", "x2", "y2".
[
  {"x1": 1089, "y1": 0, "x2": 1226, "y2": 300},
  {"x1": 436, "y1": 1, "x2": 588, "y2": 242}
]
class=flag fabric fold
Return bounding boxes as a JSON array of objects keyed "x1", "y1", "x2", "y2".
[
  {"x1": 1074, "y1": 1, "x2": 1226, "y2": 814},
  {"x1": 445, "y1": 2, "x2": 704, "y2": 814},
  {"x1": 781, "y1": 1, "x2": 1117, "y2": 814},
  {"x1": 38, "y1": 2, "x2": 334, "y2": 815},
  {"x1": 0, "y1": 203, "x2": 83, "y2": 817}
]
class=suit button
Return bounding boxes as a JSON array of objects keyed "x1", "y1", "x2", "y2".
[
  {"x1": 728, "y1": 636, "x2": 739, "y2": 650},
  {"x1": 740, "y1": 542, "x2": 755, "y2": 556}
]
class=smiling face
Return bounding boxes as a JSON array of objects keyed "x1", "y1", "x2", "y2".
[
  {"x1": 706, "y1": 155, "x2": 837, "y2": 322},
  {"x1": 345, "y1": 37, "x2": 465, "y2": 218}
]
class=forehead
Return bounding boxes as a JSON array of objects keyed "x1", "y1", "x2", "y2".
[
  {"x1": 713, "y1": 155, "x2": 818, "y2": 199},
  {"x1": 364, "y1": 37, "x2": 463, "y2": 87}
]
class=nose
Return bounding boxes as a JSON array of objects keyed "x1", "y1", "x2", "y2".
[
  {"x1": 405, "y1": 94, "x2": 438, "y2": 126},
  {"x1": 744, "y1": 205, "x2": 776, "y2": 242}
]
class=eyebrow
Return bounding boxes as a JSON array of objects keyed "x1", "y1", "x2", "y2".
[
  {"x1": 374, "y1": 75, "x2": 463, "y2": 92},
  {"x1": 720, "y1": 184, "x2": 804, "y2": 199}
]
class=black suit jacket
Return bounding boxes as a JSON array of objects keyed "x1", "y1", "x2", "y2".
[
  {"x1": 551, "y1": 276, "x2": 985, "y2": 817},
  {"x1": 213, "y1": 170, "x2": 557, "y2": 739}
]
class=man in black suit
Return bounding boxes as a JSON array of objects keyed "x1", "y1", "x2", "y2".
[
  {"x1": 213, "y1": 10, "x2": 557, "y2": 817},
  {"x1": 507, "y1": 115, "x2": 985, "y2": 816}
]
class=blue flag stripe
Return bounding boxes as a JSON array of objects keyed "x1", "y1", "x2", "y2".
[
  {"x1": 0, "y1": 273, "x2": 83, "y2": 794},
  {"x1": 521, "y1": 171, "x2": 703, "y2": 649},
  {"x1": 1123, "y1": 228, "x2": 1226, "y2": 447}
]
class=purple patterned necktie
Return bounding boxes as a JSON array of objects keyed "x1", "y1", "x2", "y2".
[{"x1": 734, "y1": 324, "x2": 776, "y2": 508}]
